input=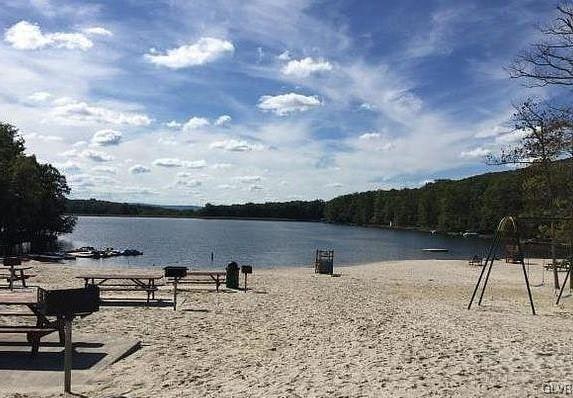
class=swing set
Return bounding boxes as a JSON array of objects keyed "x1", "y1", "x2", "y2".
[{"x1": 468, "y1": 216, "x2": 573, "y2": 315}]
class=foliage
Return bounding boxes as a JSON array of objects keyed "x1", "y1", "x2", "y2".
[
  {"x1": 0, "y1": 123, "x2": 75, "y2": 254},
  {"x1": 323, "y1": 171, "x2": 525, "y2": 233}
]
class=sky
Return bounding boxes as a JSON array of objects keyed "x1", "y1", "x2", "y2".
[{"x1": 0, "y1": 0, "x2": 558, "y2": 205}]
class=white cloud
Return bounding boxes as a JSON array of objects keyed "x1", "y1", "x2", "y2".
[
  {"x1": 258, "y1": 93, "x2": 321, "y2": 115},
  {"x1": 83, "y1": 27, "x2": 113, "y2": 36},
  {"x1": 277, "y1": 50, "x2": 291, "y2": 60},
  {"x1": 235, "y1": 176, "x2": 262, "y2": 183},
  {"x1": 359, "y1": 132, "x2": 381, "y2": 140},
  {"x1": 211, "y1": 163, "x2": 232, "y2": 169},
  {"x1": 495, "y1": 130, "x2": 528, "y2": 144},
  {"x1": 209, "y1": 139, "x2": 265, "y2": 152},
  {"x1": 81, "y1": 149, "x2": 114, "y2": 162},
  {"x1": 158, "y1": 136, "x2": 178, "y2": 146},
  {"x1": 281, "y1": 57, "x2": 333, "y2": 78},
  {"x1": 475, "y1": 124, "x2": 509, "y2": 138},
  {"x1": 144, "y1": 37, "x2": 235, "y2": 69},
  {"x1": 4, "y1": 21, "x2": 93, "y2": 51},
  {"x1": 129, "y1": 165, "x2": 151, "y2": 174},
  {"x1": 54, "y1": 160, "x2": 81, "y2": 172},
  {"x1": 153, "y1": 158, "x2": 185, "y2": 168},
  {"x1": 91, "y1": 129, "x2": 122, "y2": 146},
  {"x1": 460, "y1": 147, "x2": 491, "y2": 158},
  {"x1": 325, "y1": 182, "x2": 343, "y2": 188},
  {"x1": 165, "y1": 120, "x2": 182, "y2": 128},
  {"x1": 118, "y1": 186, "x2": 159, "y2": 195},
  {"x1": 153, "y1": 158, "x2": 207, "y2": 168},
  {"x1": 27, "y1": 91, "x2": 52, "y2": 102},
  {"x1": 176, "y1": 179, "x2": 202, "y2": 188},
  {"x1": 217, "y1": 184, "x2": 236, "y2": 189},
  {"x1": 185, "y1": 160, "x2": 207, "y2": 169},
  {"x1": 214, "y1": 115, "x2": 232, "y2": 126},
  {"x1": 91, "y1": 165, "x2": 117, "y2": 174},
  {"x1": 359, "y1": 102, "x2": 375, "y2": 111},
  {"x1": 182, "y1": 117, "x2": 209, "y2": 131},
  {"x1": 22, "y1": 132, "x2": 62, "y2": 142},
  {"x1": 249, "y1": 184, "x2": 264, "y2": 191},
  {"x1": 51, "y1": 100, "x2": 152, "y2": 126}
]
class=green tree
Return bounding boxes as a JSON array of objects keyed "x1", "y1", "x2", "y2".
[{"x1": 0, "y1": 123, "x2": 75, "y2": 254}]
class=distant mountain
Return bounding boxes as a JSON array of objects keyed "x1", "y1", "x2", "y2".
[
  {"x1": 157, "y1": 205, "x2": 201, "y2": 211},
  {"x1": 66, "y1": 199, "x2": 199, "y2": 217}
]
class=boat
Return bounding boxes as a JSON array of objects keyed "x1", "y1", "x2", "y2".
[
  {"x1": 70, "y1": 251, "x2": 98, "y2": 258},
  {"x1": 121, "y1": 249, "x2": 143, "y2": 256},
  {"x1": 67, "y1": 246, "x2": 96, "y2": 254},
  {"x1": 422, "y1": 248, "x2": 449, "y2": 252},
  {"x1": 462, "y1": 232, "x2": 479, "y2": 238},
  {"x1": 28, "y1": 254, "x2": 63, "y2": 262}
]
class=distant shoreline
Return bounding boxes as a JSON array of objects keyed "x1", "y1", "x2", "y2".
[
  {"x1": 66, "y1": 213, "x2": 493, "y2": 239},
  {"x1": 66, "y1": 213, "x2": 322, "y2": 223}
]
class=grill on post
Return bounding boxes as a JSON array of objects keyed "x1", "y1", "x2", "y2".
[
  {"x1": 164, "y1": 266, "x2": 188, "y2": 279},
  {"x1": 241, "y1": 265, "x2": 252, "y2": 291},
  {"x1": 36, "y1": 286, "x2": 100, "y2": 394},
  {"x1": 164, "y1": 266, "x2": 188, "y2": 311},
  {"x1": 37, "y1": 286, "x2": 100, "y2": 317}
]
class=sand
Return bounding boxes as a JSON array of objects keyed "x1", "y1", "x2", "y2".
[{"x1": 3, "y1": 258, "x2": 573, "y2": 397}]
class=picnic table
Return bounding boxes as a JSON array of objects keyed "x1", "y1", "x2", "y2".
[
  {"x1": 0, "y1": 289, "x2": 63, "y2": 355},
  {"x1": 76, "y1": 273, "x2": 163, "y2": 303},
  {"x1": 0, "y1": 266, "x2": 35, "y2": 289},
  {"x1": 166, "y1": 271, "x2": 227, "y2": 310},
  {"x1": 169, "y1": 271, "x2": 227, "y2": 291}
]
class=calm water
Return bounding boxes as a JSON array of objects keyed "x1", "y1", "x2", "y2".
[{"x1": 58, "y1": 216, "x2": 492, "y2": 269}]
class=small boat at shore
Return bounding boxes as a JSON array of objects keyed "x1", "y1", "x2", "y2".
[
  {"x1": 422, "y1": 248, "x2": 449, "y2": 252},
  {"x1": 67, "y1": 246, "x2": 143, "y2": 258},
  {"x1": 28, "y1": 253, "x2": 75, "y2": 262}
]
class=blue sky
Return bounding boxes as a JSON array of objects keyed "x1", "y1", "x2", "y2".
[{"x1": 0, "y1": 0, "x2": 556, "y2": 205}]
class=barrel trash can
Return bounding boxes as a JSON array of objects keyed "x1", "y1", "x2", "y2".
[{"x1": 226, "y1": 261, "x2": 240, "y2": 289}]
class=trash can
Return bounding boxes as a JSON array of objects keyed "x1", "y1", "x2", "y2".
[{"x1": 226, "y1": 261, "x2": 239, "y2": 289}]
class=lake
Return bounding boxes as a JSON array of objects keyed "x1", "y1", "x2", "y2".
[{"x1": 58, "y1": 216, "x2": 492, "y2": 269}]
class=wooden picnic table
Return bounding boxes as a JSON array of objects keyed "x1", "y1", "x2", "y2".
[
  {"x1": 76, "y1": 273, "x2": 163, "y2": 303},
  {"x1": 0, "y1": 266, "x2": 35, "y2": 289},
  {"x1": 0, "y1": 289, "x2": 63, "y2": 355},
  {"x1": 166, "y1": 271, "x2": 227, "y2": 310},
  {"x1": 170, "y1": 271, "x2": 226, "y2": 291}
]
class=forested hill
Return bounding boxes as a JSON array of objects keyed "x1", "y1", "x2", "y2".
[
  {"x1": 323, "y1": 170, "x2": 523, "y2": 233},
  {"x1": 66, "y1": 199, "x2": 194, "y2": 217},
  {"x1": 68, "y1": 166, "x2": 535, "y2": 233}
]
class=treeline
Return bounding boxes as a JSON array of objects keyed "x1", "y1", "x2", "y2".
[
  {"x1": 324, "y1": 171, "x2": 524, "y2": 233},
  {"x1": 66, "y1": 199, "x2": 325, "y2": 221},
  {"x1": 198, "y1": 200, "x2": 325, "y2": 220},
  {"x1": 66, "y1": 199, "x2": 194, "y2": 217},
  {"x1": 0, "y1": 123, "x2": 75, "y2": 254},
  {"x1": 67, "y1": 166, "x2": 536, "y2": 233}
]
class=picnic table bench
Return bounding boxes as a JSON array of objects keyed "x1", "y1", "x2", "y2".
[
  {"x1": 76, "y1": 273, "x2": 163, "y2": 303},
  {"x1": 1, "y1": 257, "x2": 35, "y2": 290},
  {"x1": 167, "y1": 271, "x2": 226, "y2": 292},
  {"x1": 0, "y1": 290, "x2": 63, "y2": 355}
]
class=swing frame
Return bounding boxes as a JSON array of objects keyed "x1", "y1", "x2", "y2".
[{"x1": 468, "y1": 216, "x2": 536, "y2": 315}]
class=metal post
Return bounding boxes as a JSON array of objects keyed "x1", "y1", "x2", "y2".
[
  {"x1": 64, "y1": 317, "x2": 72, "y2": 394},
  {"x1": 516, "y1": 234, "x2": 536, "y2": 315},
  {"x1": 556, "y1": 266, "x2": 571, "y2": 305},
  {"x1": 477, "y1": 257, "x2": 496, "y2": 306},
  {"x1": 469, "y1": 221, "x2": 502, "y2": 310},
  {"x1": 244, "y1": 273, "x2": 247, "y2": 292},
  {"x1": 173, "y1": 278, "x2": 178, "y2": 311},
  {"x1": 477, "y1": 231, "x2": 502, "y2": 306}
]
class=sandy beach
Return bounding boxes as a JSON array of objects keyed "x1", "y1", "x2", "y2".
[{"x1": 3, "y1": 258, "x2": 573, "y2": 397}]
